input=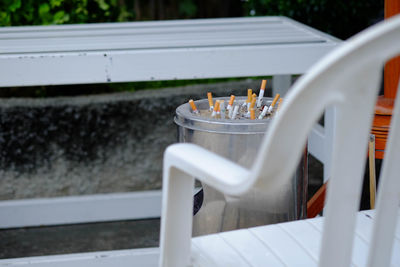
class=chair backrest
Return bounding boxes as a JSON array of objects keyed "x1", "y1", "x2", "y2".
[{"x1": 246, "y1": 15, "x2": 400, "y2": 267}]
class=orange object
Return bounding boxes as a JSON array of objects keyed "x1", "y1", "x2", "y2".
[
  {"x1": 218, "y1": 100, "x2": 224, "y2": 112},
  {"x1": 250, "y1": 97, "x2": 256, "y2": 109},
  {"x1": 228, "y1": 95, "x2": 235, "y2": 106},
  {"x1": 189, "y1": 99, "x2": 198, "y2": 112},
  {"x1": 307, "y1": 0, "x2": 399, "y2": 217},
  {"x1": 260, "y1": 79, "x2": 267, "y2": 90},
  {"x1": 371, "y1": 97, "x2": 393, "y2": 159},
  {"x1": 384, "y1": 0, "x2": 400, "y2": 99},
  {"x1": 276, "y1": 98, "x2": 283, "y2": 112},
  {"x1": 371, "y1": 0, "x2": 400, "y2": 159},
  {"x1": 250, "y1": 108, "x2": 255, "y2": 120},
  {"x1": 214, "y1": 100, "x2": 220, "y2": 112},
  {"x1": 207, "y1": 92, "x2": 214, "y2": 110},
  {"x1": 307, "y1": 182, "x2": 327, "y2": 218},
  {"x1": 384, "y1": 57, "x2": 400, "y2": 99},
  {"x1": 247, "y1": 89, "x2": 252, "y2": 103},
  {"x1": 271, "y1": 93, "x2": 281, "y2": 107}
]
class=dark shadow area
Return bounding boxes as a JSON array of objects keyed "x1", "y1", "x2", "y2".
[{"x1": 0, "y1": 218, "x2": 160, "y2": 259}]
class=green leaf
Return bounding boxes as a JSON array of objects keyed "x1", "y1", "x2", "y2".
[
  {"x1": 53, "y1": 10, "x2": 70, "y2": 24},
  {"x1": 39, "y1": 3, "x2": 50, "y2": 16},
  {"x1": 50, "y1": 0, "x2": 63, "y2": 8},
  {"x1": 95, "y1": 0, "x2": 110, "y2": 11},
  {"x1": 0, "y1": 11, "x2": 11, "y2": 26},
  {"x1": 179, "y1": 0, "x2": 197, "y2": 17},
  {"x1": 8, "y1": 0, "x2": 21, "y2": 12}
]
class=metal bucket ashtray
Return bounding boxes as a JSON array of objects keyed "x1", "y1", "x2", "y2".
[{"x1": 175, "y1": 96, "x2": 307, "y2": 236}]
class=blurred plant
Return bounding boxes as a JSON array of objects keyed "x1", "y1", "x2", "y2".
[
  {"x1": 243, "y1": 0, "x2": 383, "y2": 40},
  {"x1": 0, "y1": 0, "x2": 127, "y2": 26},
  {"x1": 179, "y1": 0, "x2": 197, "y2": 18}
]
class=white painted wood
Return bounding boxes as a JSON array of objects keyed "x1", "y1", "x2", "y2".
[
  {"x1": 308, "y1": 123, "x2": 325, "y2": 162},
  {"x1": 308, "y1": 107, "x2": 336, "y2": 183},
  {"x1": 0, "y1": 17, "x2": 337, "y2": 53},
  {"x1": 272, "y1": 75, "x2": 292, "y2": 96},
  {"x1": 0, "y1": 247, "x2": 159, "y2": 267},
  {"x1": 0, "y1": 16, "x2": 339, "y2": 87},
  {"x1": 0, "y1": 43, "x2": 337, "y2": 87},
  {"x1": 0, "y1": 190, "x2": 161, "y2": 229}
]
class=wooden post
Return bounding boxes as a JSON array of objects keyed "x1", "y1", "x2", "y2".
[
  {"x1": 372, "y1": 0, "x2": 400, "y2": 159},
  {"x1": 384, "y1": 0, "x2": 400, "y2": 99}
]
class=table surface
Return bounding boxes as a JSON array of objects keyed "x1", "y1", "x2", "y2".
[
  {"x1": 0, "y1": 16, "x2": 340, "y2": 87},
  {"x1": 191, "y1": 209, "x2": 400, "y2": 266}
]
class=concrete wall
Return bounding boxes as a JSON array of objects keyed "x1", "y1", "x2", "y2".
[{"x1": 0, "y1": 79, "x2": 265, "y2": 200}]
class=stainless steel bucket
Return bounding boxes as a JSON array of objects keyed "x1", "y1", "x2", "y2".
[{"x1": 175, "y1": 96, "x2": 307, "y2": 236}]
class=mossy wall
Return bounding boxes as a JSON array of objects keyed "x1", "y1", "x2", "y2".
[{"x1": 0, "y1": 80, "x2": 263, "y2": 200}]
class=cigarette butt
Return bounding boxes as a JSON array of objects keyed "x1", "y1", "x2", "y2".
[
  {"x1": 188, "y1": 99, "x2": 198, "y2": 113},
  {"x1": 215, "y1": 100, "x2": 221, "y2": 113},
  {"x1": 220, "y1": 101, "x2": 226, "y2": 119},
  {"x1": 207, "y1": 92, "x2": 214, "y2": 110},
  {"x1": 252, "y1": 93, "x2": 257, "y2": 102},
  {"x1": 219, "y1": 100, "x2": 225, "y2": 112},
  {"x1": 215, "y1": 100, "x2": 220, "y2": 110},
  {"x1": 258, "y1": 105, "x2": 268, "y2": 119},
  {"x1": 228, "y1": 95, "x2": 235, "y2": 106},
  {"x1": 268, "y1": 94, "x2": 281, "y2": 113},
  {"x1": 250, "y1": 108, "x2": 255, "y2": 120},
  {"x1": 276, "y1": 98, "x2": 283, "y2": 112},
  {"x1": 257, "y1": 81, "x2": 266, "y2": 107},
  {"x1": 231, "y1": 105, "x2": 239, "y2": 119},
  {"x1": 228, "y1": 104, "x2": 234, "y2": 118},
  {"x1": 261, "y1": 79, "x2": 267, "y2": 90},
  {"x1": 211, "y1": 100, "x2": 220, "y2": 117},
  {"x1": 250, "y1": 97, "x2": 256, "y2": 109},
  {"x1": 271, "y1": 94, "x2": 280, "y2": 107},
  {"x1": 247, "y1": 89, "x2": 252, "y2": 102}
]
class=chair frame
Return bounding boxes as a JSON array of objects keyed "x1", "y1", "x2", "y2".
[{"x1": 160, "y1": 15, "x2": 400, "y2": 267}]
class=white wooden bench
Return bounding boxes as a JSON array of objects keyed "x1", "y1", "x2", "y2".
[
  {"x1": 0, "y1": 16, "x2": 338, "y2": 87},
  {"x1": 0, "y1": 16, "x2": 340, "y2": 266}
]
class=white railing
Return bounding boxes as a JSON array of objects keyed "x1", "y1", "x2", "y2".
[{"x1": 0, "y1": 16, "x2": 339, "y2": 229}]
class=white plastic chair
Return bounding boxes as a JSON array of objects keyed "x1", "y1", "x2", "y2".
[{"x1": 159, "y1": 15, "x2": 400, "y2": 267}]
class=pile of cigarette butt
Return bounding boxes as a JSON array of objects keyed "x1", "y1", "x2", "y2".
[{"x1": 188, "y1": 80, "x2": 282, "y2": 120}]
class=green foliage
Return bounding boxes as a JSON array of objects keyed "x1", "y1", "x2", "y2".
[
  {"x1": 1, "y1": 0, "x2": 383, "y2": 39},
  {"x1": 179, "y1": 0, "x2": 197, "y2": 18},
  {"x1": 0, "y1": 0, "x2": 125, "y2": 26},
  {"x1": 243, "y1": 0, "x2": 383, "y2": 40}
]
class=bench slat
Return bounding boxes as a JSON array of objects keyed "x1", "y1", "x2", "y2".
[{"x1": 0, "y1": 16, "x2": 340, "y2": 87}]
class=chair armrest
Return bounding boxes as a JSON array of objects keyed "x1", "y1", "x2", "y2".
[
  {"x1": 164, "y1": 143, "x2": 251, "y2": 196},
  {"x1": 159, "y1": 143, "x2": 251, "y2": 267}
]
